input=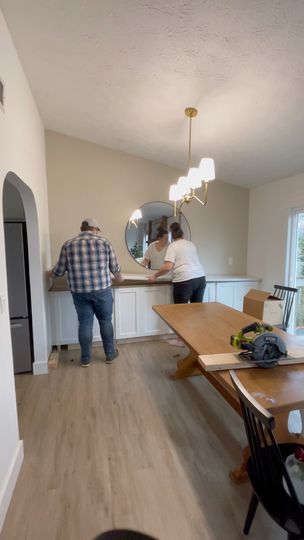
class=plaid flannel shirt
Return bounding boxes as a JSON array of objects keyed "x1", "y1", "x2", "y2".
[{"x1": 52, "y1": 232, "x2": 121, "y2": 293}]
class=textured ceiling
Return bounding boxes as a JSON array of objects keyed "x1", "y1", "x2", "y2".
[{"x1": 1, "y1": 0, "x2": 304, "y2": 188}]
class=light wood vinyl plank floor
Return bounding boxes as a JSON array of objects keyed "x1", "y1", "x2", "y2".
[{"x1": 1, "y1": 341, "x2": 284, "y2": 540}]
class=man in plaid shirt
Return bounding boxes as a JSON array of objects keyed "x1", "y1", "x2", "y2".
[{"x1": 48, "y1": 218, "x2": 123, "y2": 367}]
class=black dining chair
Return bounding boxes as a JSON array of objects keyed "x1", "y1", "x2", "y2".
[
  {"x1": 230, "y1": 370, "x2": 304, "y2": 539},
  {"x1": 95, "y1": 530, "x2": 158, "y2": 540},
  {"x1": 273, "y1": 284, "x2": 298, "y2": 331}
]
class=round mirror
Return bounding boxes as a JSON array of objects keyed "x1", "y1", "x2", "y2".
[{"x1": 125, "y1": 202, "x2": 191, "y2": 269}]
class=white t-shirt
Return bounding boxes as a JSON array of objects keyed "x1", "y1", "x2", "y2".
[
  {"x1": 164, "y1": 239, "x2": 205, "y2": 282},
  {"x1": 144, "y1": 241, "x2": 169, "y2": 270}
]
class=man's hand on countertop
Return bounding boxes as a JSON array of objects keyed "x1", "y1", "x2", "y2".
[{"x1": 112, "y1": 271, "x2": 125, "y2": 283}]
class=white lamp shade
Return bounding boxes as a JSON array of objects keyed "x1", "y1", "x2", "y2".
[
  {"x1": 187, "y1": 167, "x2": 202, "y2": 189},
  {"x1": 130, "y1": 209, "x2": 142, "y2": 221},
  {"x1": 169, "y1": 184, "x2": 182, "y2": 201},
  {"x1": 177, "y1": 176, "x2": 191, "y2": 195},
  {"x1": 199, "y1": 158, "x2": 215, "y2": 182}
]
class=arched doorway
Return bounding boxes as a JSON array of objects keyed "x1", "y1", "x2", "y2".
[{"x1": 2, "y1": 172, "x2": 48, "y2": 375}]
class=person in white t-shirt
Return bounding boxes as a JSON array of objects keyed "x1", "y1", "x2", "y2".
[
  {"x1": 148, "y1": 222, "x2": 206, "y2": 303},
  {"x1": 141, "y1": 227, "x2": 170, "y2": 270}
]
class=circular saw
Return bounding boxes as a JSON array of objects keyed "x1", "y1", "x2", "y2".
[{"x1": 230, "y1": 322, "x2": 287, "y2": 368}]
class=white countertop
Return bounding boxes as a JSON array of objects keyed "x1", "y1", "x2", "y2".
[
  {"x1": 122, "y1": 273, "x2": 261, "y2": 283},
  {"x1": 50, "y1": 273, "x2": 261, "y2": 292},
  {"x1": 121, "y1": 273, "x2": 169, "y2": 281},
  {"x1": 206, "y1": 275, "x2": 261, "y2": 282}
]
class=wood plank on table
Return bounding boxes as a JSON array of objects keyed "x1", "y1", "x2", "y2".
[{"x1": 198, "y1": 350, "x2": 304, "y2": 372}]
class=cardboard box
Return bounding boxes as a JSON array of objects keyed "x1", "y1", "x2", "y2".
[{"x1": 243, "y1": 289, "x2": 283, "y2": 325}]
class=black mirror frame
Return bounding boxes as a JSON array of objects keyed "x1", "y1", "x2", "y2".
[{"x1": 125, "y1": 201, "x2": 191, "y2": 269}]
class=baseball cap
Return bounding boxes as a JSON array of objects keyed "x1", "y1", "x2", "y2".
[{"x1": 81, "y1": 218, "x2": 101, "y2": 231}]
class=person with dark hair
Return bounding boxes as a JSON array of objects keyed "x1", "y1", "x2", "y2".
[
  {"x1": 148, "y1": 221, "x2": 206, "y2": 303},
  {"x1": 47, "y1": 218, "x2": 124, "y2": 367},
  {"x1": 141, "y1": 226, "x2": 170, "y2": 270}
]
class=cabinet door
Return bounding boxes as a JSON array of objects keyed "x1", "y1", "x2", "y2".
[
  {"x1": 114, "y1": 288, "x2": 140, "y2": 339},
  {"x1": 234, "y1": 281, "x2": 260, "y2": 312},
  {"x1": 216, "y1": 282, "x2": 236, "y2": 308},
  {"x1": 204, "y1": 283, "x2": 216, "y2": 302},
  {"x1": 139, "y1": 286, "x2": 172, "y2": 336},
  {"x1": 50, "y1": 292, "x2": 112, "y2": 346},
  {"x1": 50, "y1": 292, "x2": 78, "y2": 345}
]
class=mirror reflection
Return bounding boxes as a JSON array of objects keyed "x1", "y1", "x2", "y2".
[{"x1": 126, "y1": 202, "x2": 191, "y2": 269}]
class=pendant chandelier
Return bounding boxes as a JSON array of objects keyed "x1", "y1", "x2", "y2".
[{"x1": 169, "y1": 107, "x2": 215, "y2": 216}]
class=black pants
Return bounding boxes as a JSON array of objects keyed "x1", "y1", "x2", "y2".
[{"x1": 173, "y1": 276, "x2": 206, "y2": 304}]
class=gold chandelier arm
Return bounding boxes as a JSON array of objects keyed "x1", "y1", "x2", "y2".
[
  {"x1": 176, "y1": 195, "x2": 193, "y2": 216},
  {"x1": 174, "y1": 183, "x2": 209, "y2": 217},
  {"x1": 177, "y1": 199, "x2": 186, "y2": 215},
  {"x1": 193, "y1": 182, "x2": 209, "y2": 206}
]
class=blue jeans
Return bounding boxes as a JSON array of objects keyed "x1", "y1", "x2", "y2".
[{"x1": 72, "y1": 288, "x2": 115, "y2": 361}]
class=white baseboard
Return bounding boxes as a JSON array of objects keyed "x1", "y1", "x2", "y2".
[
  {"x1": 56, "y1": 334, "x2": 177, "y2": 350},
  {"x1": 33, "y1": 361, "x2": 48, "y2": 375},
  {"x1": 116, "y1": 334, "x2": 176, "y2": 345},
  {"x1": 0, "y1": 441, "x2": 24, "y2": 532}
]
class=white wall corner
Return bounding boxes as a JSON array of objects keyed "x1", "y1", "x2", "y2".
[
  {"x1": 33, "y1": 360, "x2": 49, "y2": 375},
  {"x1": 0, "y1": 440, "x2": 24, "y2": 532}
]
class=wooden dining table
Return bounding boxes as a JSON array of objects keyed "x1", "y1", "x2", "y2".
[{"x1": 153, "y1": 302, "x2": 304, "y2": 481}]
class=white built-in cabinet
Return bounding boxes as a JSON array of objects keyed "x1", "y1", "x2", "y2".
[
  {"x1": 204, "y1": 283, "x2": 216, "y2": 303},
  {"x1": 49, "y1": 277, "x2": 260, "y2": 347},
  {"x1": 233, "y1": 281, "x2": 260, "y2": 311},
  {"x1": 49, "y1": 284, "x2": 173, "y2": 346},
  {"x1": 209, "y1": 280, "x2": 260, "y2": 311},
  {"x1": 216, "y1": 281, "x2": 236, "y2": 308},
  {"x1": 49, "y1": 291, "x2": 103, "y2": 346},
  {"x1": 114, "y1": 286, "x2": 172, "y2": 339},
  {"x1": 113, "y1": 287, "x2": 140, "y2": 339}
]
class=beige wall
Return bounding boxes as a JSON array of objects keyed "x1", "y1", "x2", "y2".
[
  {"x1": 0, "y1": 9, "x2": 50, "y2": 530},
  {"x1": 46, "y1": 130, "x2": 249, "y2": 275},
  {"x1": 248, "y1": 172, "x2": 304, "y2": 291}
]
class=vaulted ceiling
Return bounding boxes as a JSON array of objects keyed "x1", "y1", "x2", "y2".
[{"x1": 2, "y1": 0, "x2": 304, "y2": 188}]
